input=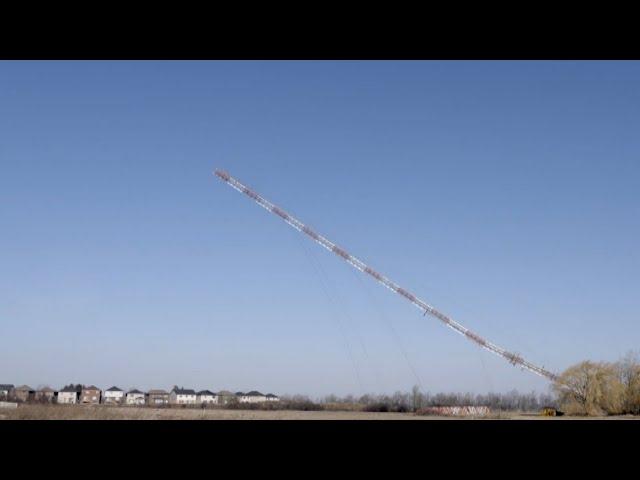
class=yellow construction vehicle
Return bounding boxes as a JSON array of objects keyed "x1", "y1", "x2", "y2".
[{"x1": 541, "y1": 407, "x2": 564, "y2": 416}]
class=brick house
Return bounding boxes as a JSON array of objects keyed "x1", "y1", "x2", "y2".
[
  {"x1": 80, "y1": 385, "x2": 101, "y2": 404},
  {"x1": 216, "y1": 390, "x2": 237, "y2": 405},
  {"x1": 147, "y1": 389, "x2": 170, "y2": 406},
  {"x1": 14, "y1": 385, "x2": 35, "y2": 403},
  {"x1": 35, "y1": 387, "x2": 56, "y2": 403}
]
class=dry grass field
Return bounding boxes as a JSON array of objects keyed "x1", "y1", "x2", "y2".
[{"x1": 1, "y1": 404, "x2": 637, "y2": 420}]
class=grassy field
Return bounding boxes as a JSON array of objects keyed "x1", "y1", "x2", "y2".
[{"x1": 1, "y1": 404, "x2": 638, "y2": 420}]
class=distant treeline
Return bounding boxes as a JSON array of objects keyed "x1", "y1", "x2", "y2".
[
  {"x1": 231, "y1": 388, "x2": 556, "y2": 413},
  {"x1": 317, "y1": 388, "x2": 557, "y2": 413},
  {"x1": 273, "y1": 351, "x2": 640, "y2": 416}
]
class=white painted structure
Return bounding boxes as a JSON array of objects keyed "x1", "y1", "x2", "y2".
[
  {"x1": 126, "y1": 390, "x2": 145, "y2": 405},
  {"x1": 197, "y1": 391, "x2": 218, "y2": 404},
  {"x1": 103, "y1": 387, "x2": 125, "y2": 404},
  {"x1": 57, "y1": 390, "x2": 78, "y2": 404},
  {"x1": 0, "y1": 385, "x2": 13, "y2": 400},
  {"x1": 170, "y1": 388, "x2": 197, "y2": 405},
  {"x1": 238, "y1": 391, "x2": 268, "y2": 403}
]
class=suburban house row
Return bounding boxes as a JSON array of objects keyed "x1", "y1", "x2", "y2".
[{"x1": 0, "y1": 384, "x2": 279, "y2": 406}]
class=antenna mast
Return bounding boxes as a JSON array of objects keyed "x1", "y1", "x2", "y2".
[{"x1": 214, "y1": 169, "x2": 558, "y2": 382}]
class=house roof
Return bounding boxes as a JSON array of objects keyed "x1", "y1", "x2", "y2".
[
  {"x1": 15, "y1": 385, "x2": 33, "y2": 391},
  {"x1": 148, "y1": 389, "x2": 168, "y2": 395},
  {"x1": 128, "y1": 389, "x2": 144, "y2": 394},
  {"x1": 83, "y1": 385, "x2": 100, "y2": 391},
  {"x1": 245, "y1": 391, "x2": 265, "y2": 397},
  {"x1": 235, "y1": 392, "x2": 244, "y2": 396},
  {"x1": 173, "y1": 388, "x2": 196, "y2": 395},
  {"x1": 266, "y1": 394, "x2": 278, "y2": 398},
  {"x1": 106, "y1": 386, "x2": 123, "y2": 392},
  {"x1": 197, "y1": 390, "x2": 215, "y2": 396},
  {"x1": 38, "y1": 387, "x2": 55, "y2": 393},
  {"x1": 217, "y1": 390, "x2": 234, "y2": 396},
  {"x1": 60, "y1": 386, "x2": 79, "y2": 393},
  {"x1": 0, "y1": 384, "x2": 14, "y2": 390}
]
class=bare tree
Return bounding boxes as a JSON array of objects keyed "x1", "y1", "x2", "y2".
[
  {"x1": 553, "y1": 361, "x2": 624, "y2": 415},
  {"x1": 411, "y1": 385, "x2": 423, "y2": 412},
  {"x1": 616, "y1": 351, "x2": 640, "y2": 414}
]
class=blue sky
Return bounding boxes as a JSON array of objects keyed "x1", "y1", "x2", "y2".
[{"x1": 1, "y1": 61, "x2": 638, "y2": 397}]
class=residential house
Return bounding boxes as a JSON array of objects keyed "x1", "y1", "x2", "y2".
[
  {"x1": 103, "y1": 386, "x2": 125, "y2": 405},
  {"x1": 35, "y1": 387, "x2": 56, "y2": 403},
  {"x1": 239, "y1": 391, "x2": 268, "y2": 403},
  {"x1": 147, "y1": 389, "x2": 170, "y2": 406},
  {"x1": 197, "y1": 390, "x2": 217, "y2": 405},
  {"x1": 14, "y1": 385, "x2": 35, "y2": 403},
  {"x1": 265, "y1": 394, "x2": 280, "y2": 402},
  {"x1": 216, "y1": 390, "x2": 237, "y2": 405},
  {"x1": 80, "y1": 385, "x2": 101, "y2": 404},
  {"x1": 0, "y1": 384, "x2": 14, "y2": 401},
  {"x1": 57, "y1": 386, "x2": 79, "y2": 404},
  {"x1": 169, "y1": 388, "x2": 197, "y2": 405},
  {"x1": 126, "y1": 389, "x2": 146, "y2": 405}
]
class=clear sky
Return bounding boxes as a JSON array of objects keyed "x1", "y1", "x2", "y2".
[{"x1": 1, "y1": 61, "x2": 638, "y2": 398}]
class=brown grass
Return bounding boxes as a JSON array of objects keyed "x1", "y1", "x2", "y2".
[
  {"x1": 2, "y1": 404, "x2": 637, "y2": 420},
  {"x1": 0, "y1": 404, "x2": 419, "y2": 420}
]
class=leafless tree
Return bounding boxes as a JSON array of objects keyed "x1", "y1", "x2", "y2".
[
  {"x1": 553, "y1": 360, "x2": 624, "y2": 415},
  {"x1": 411, "y1": 385, "x2": 423, "y2": 411},
  {"x1": 616, "y1": 351, "x2": 640, "y2": 414}
]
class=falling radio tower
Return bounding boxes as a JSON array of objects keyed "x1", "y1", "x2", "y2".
[{"x1": 214, "y1": 169, "x2": 558, "y2": 382}]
